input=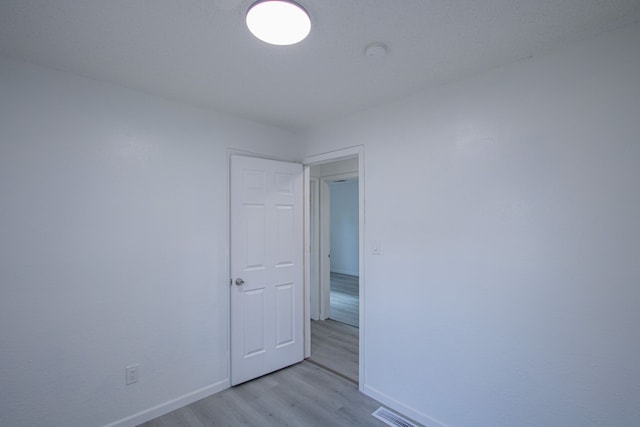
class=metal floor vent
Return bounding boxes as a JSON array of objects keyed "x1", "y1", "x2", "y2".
[{"x1": 372, "y1": 407, "x2": 418, "y2": 427}]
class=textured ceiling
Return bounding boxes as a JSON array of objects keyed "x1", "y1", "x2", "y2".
[{"x1": 0, "y1": 0, "x2": 639, "y2": 129}]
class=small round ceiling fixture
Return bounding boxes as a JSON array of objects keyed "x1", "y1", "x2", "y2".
[{"x1": 246, "y1": 0, "x2": 311, "y2": 46}]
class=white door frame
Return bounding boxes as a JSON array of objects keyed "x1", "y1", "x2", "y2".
[
  {"x1": 303, "y1": 146, "x2": 365, "y2": 390},
  {"x1": 309, "y1": 177, "x2": 320, "y2": 321}
]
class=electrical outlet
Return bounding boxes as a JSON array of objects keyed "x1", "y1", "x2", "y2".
[{"x1": 125, "y1": 364, "x2": 140, "y2": 385}]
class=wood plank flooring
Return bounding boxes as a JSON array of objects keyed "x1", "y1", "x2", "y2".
[
  {"x1": 309, "y1": 319, "x2": 359, "y2": 383},
  {"x1": 330, "y1": 273, "x2": 359, "y2": 327},
  {"x1": 138, "y1": 361, "x2": 388, "y2": 427}
]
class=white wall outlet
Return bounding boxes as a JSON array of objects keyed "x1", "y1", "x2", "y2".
[{"x1": 125, "y1": 364, "x2": 140, "y2": 385}]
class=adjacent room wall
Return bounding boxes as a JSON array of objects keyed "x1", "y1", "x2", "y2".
[
  {"x1": 329, "y1": 179, "x2": 359, "y2": 276},
  {"x1": 303, "y1": 24, "x2": 640, "y2": 427},
  {"x1": 0, "y1": 56, "x2": 301, "y2": 427}
]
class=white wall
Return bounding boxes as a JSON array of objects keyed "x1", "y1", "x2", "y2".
[
  {"x1": 303, "y1": 24, "x2": 640, "y2": 427},
  {"x1": 0, "y1": 56, "x2": 300, "y2": 427},
  {"x1": 329, "y1": 179, "x2": 359, "y2": 276}
]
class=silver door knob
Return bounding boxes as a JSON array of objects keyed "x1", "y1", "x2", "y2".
[{"x1": 235, "y1": 278, "x2": 245, "y2": 286}]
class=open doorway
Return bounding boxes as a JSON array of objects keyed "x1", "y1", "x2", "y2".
[{"x1": 306, "y1": 157, "x2": 360, "y2": 383}]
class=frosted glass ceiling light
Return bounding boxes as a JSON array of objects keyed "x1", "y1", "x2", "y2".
[{"x1": 246, "y1": 0, "x2": 311, "y2": 46}]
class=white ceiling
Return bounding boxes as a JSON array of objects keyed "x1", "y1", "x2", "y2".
[{"x1": 0, "y1": 0, "x2": 639, "y2": 129}]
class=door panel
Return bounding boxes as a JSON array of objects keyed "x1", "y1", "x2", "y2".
[
  {"x1": 231, "y1": 155, "x2": 303, "y2": 386},
  {"x1": 275, "y1": 205, "x2": 294, "y2": 265},
  {"x1": 243, "y1": 288, "x2": 266, "y2": 356},
  {"x1": 275, "y1": 283, "x2": 294, "y2": 347},
  {"x1": 244, "y1": 204, "x2": 266, "y2": 270}
]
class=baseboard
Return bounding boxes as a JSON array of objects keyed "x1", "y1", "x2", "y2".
[
  {"x1": 363, "y1": 384, "x2": 450, "y2": 427},
  {"x1": 104, "y1": 378, "x2": 230, "y2": 427}
]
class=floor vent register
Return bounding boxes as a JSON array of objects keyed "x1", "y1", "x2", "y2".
[{"x1": 372, "y1": 407, "x2": 419, "y2": 427}]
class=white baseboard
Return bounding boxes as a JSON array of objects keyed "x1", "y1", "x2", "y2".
[
  {"x1": 104, "y1": 378, "x2": 230, "y2": 427},
  {"x1": 363, "y1": 384, "x2": 450, "y2": 427}
]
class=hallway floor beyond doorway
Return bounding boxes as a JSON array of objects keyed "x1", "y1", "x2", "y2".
[{"x1": 330, "y1": 273, "x2": 359, "y2": 327}]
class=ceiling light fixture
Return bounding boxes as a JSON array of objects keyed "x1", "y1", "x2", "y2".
[{"x1": 246, "y1": 0, "x2": 311, "y2": 46}]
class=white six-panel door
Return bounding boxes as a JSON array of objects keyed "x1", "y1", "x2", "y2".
[{"x1": 230, "y1": 155, "x2": 303, "y2": 385}]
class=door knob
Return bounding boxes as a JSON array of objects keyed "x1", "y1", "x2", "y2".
[{"x1": 235, "y1": 278, "x2": 245, "y2": 286}]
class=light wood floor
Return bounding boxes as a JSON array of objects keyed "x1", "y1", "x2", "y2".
[
  {"x1": 330, "y1": 273, "x2": 359, "y2": 327},
  {"x1": 138, "y1": 361, "x2": 388, "y2": 427},
  {"x1": 309, "y1": 319, "x2": 359, "y2": 383}
]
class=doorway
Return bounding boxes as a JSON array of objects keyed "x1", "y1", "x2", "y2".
[
  {"x1": 303, "y1": 149, "x2": 363, "y2": 386},
  {"x1": 227, "y1": 148, "x2": 364, "y2": 389}
]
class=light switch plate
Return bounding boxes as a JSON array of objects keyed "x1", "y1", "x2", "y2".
[{"x1": 126, "y1": 364, "x2": 140, "y2": 385}]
